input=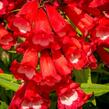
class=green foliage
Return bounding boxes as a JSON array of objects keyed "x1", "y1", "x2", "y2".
[
  {"x1": 73, "y1": 67, "x2": 109, "y2": 108},
  {"x1": 50, "y1": 93, "x2": 57, "y2": 109},
  {"x1": 81, "y1": 83, "x2": 109, "y2": 96},
  {"x1": 0, "y1": 101, "x2": 8, "y2": 109},
  {"x1": 0, "y1": 74, "x2": 19, "y2": 91},
  {"x1": 73, "y1": 68, "x2": 91, "y2": 83}
]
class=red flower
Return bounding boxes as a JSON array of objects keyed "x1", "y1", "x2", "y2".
[
  {"x1": 9, "y1": 1, "x2": 38, "y2": 37},
  {"x1": 0, "y1": 1, "x2": 98, "y2": 108},
  {"x1": 0, "y1": 0, "x2": 24, "y2": 16},
  {"x1": 62, "y1": 3, "x2": 95, "y2": 36},
  {"x1": 31, "y1": 8, "x2": 54, "y2": 47},
  {"x1": 0, "y1": 68, "x2": 4, "y2": 73},
  {"x1": 0, "y1": 0, "x2": 8, "y2": 16},
  {"x1": 97, "y1": 45, "x2": 109, "y2": 66},
  {"x1": 46, "y1": 4, "x2": 75, "y2": 38},
  {"x1": 16, "y1": 40, "x2": 30, "y2": 54},
  {"x1": 66, "y1": 46, "x2": 87, "y2": 70},
  {"x1": 8, "y1": 83, "x2": 26, "y2": 109},
  {"x1": 17, "y1": 1, "x2": 38, "y2": 22},
  {"x1": 10, "y1": 48, "x2": 38, "y2": 80},
  {"x1": 56, "y1": 81, "x2": 91, "y2": 109},
  {"x1": 95, "y1": 25, "x2": 109, "y2": 41},
  {"x1": 52, "y1": 50, "x2": 72, "y2": 76},
  {"x1": 0, "y1": 25, "x2": 14, "y2": 50},
  {"x1": 89, "y1": 0, "x2": 109, "y2": 8},
  {"x1": 90, "y1": 17, "x2": 109, "y2": 46},
  {"x1": 9, "y1": 82, "x2": 50, "y2": 109},
  {"x1": 63, "y1": 38, "x2": 87, "y2": 70},
  {"x1": 13, "y1": 16, "x2": 31, "y2": 34},
  {"x1": 81, "y1": 41, "x2": 97, "y2": 69},
  {"x1": 40, "y1": 50, "x2": 61, "y2": 86}
]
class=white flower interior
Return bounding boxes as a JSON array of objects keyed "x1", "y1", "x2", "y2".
[
  {"x1": 96, "y1": 30, "x2": 109, "y2": 40},
  {"x1": 100, "y1": 35, "x2": 109, "y2": 40},
  {"x1": 18, "y1": 65, "x2": 35, "y2": 79},
  {"x1": 13, "y1": 20, "x2": 31, "y2": 34},
  {"x1": 0, "y1": 1, "x2": 3, "y2": 10},
  {"x1": 60, "y1": 91, "x2": 78, "y2": 106},
  {"x1": 22, "y1": 101, "x2": 42, "y2": 109},
  {"x1": 70, "y1": 54, "x2": 79, "y2": 64}
]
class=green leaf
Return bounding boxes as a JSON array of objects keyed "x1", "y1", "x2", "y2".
[
  {"x1": 0, "y1": 77, "x2": 19, "y2": 91},
  {"x1": 81, "y1": 83, "x2": 109, "y2": 96},
  {"x1": 73, "y1": 68, "x2": 91, "y2": 83},
  {"x1": 104, "y1": 47, "x2": 109, "y2": 52},
  {"x1": 50, "y1": 92, "x2": 57, "y2": 109},
  {"x1": 1, "y1": 51, "x2": 10, "y2": 66},
  {"x1": 0, "y1": 86, "x2": 14, "y2": 104},
  {"x1": 0, "y1": 101, "x2": 8, "y2": 109},
  {"x1": 75, "y1": 27, "x2": 82, "y2": 36},
  {"x1": 91, "y1": 98, "x2": 96, "y2": 106},
  {"x1": 65, "y1": 15, "x2": 82, "y2": 36},
  {"x1": 92, "y1": 64, "x2": 109, "y2": 75},
  {"x1": 0, "y1": 74, "x2": 19, "y2": 91},
  {"x1": 0, "y1": 73, "x2": 17, "y2": 82}
]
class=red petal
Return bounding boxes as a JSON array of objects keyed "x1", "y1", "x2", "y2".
[{"x1": 40, "y1": 51, "x2": 61, "y2": 86}]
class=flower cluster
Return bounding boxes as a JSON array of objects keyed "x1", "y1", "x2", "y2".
[{"x1": 0, "y1": 0, "x2": 109, "y2": 109}]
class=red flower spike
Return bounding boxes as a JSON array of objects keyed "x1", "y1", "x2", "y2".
[
  {"x1": 57, "y1": 81, "x2": 91, "y2": 109},
  {"x1": 40, "y1": 51, "x2": 61, "y2": 86},
  {"x1": 10, "y1": 48, "x2": 38, "y2": 80},
  {"x1": 0, "y1": 0, "x2": 98, "y2": 108},
  {"x1": 52, "y1": 50, "x2": 72, "y2": 76}
]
